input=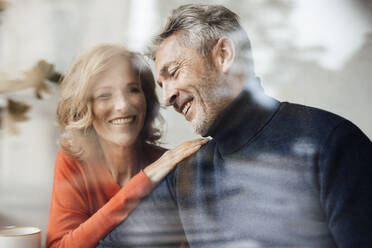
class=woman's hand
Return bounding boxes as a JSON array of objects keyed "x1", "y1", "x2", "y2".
[{"x1": 143, "y1": 138, "x2": 209, "y2": 184}]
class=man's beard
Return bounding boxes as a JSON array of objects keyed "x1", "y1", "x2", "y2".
[{"x1": 190, "y1": 66, "x2": 231, "y2": 136}]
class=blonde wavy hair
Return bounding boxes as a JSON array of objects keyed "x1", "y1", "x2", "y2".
[{"x1": 57, "y1": 44, "x2": 162, "y2": 161}]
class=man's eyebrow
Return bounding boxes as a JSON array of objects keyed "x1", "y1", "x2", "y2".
[
  {"x1": 157, "y1": 58, "x2": 183, "y2": 87},
  {"x1": 157, "y1": 62, "x2": 174, "y2": 87},
  {"x1": 159, "y1": 57, "x2": 184, "y2": 76},
  {"x1": 159, "y1": 61, "x2": 175, "y2": 76}
]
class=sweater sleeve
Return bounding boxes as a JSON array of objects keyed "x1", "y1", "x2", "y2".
[
  {"x1": 318, "y1": 120, "x2": 372, "y2": 247},
  {"x1": 46, "y1": 151, "x2": 155, "y2": 248}
]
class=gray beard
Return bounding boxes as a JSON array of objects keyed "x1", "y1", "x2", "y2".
[
  {"x1": 191, "y1": 112, "x2": 211, "y2": 136},
  {"x1": 191, "y1": 80, "x2": 234, "y2": 136},
  {"x1": 190, "y1": 60, "x2": 236, "y2": 136}
]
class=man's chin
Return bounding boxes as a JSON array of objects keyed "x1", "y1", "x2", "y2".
[{"x1": 191, "y1": 119, "x2": 211, "y2": 136}]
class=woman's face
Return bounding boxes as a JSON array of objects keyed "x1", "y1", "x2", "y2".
[{"x1": 91, "y1": 57, "x2": 146, "y2": 148}]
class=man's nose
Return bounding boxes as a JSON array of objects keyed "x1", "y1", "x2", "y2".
[{"x1": 162, "y1": 83, "x2": 178, "y2": 107}]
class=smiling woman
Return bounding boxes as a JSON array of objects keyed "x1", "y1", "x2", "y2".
[
  {"x1": 46, "y1": 44, "x2": 207, "y2": 248},
  {"x1": 90, "y1": 57, "x2": 147, "y2": 170}
]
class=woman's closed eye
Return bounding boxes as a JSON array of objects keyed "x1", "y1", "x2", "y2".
[
  {"x1": 129, "y1": 86, "x2": 141, "y2": 93},
  {"x1": 96, "y1": 92, "x2": 112, "y2": 99},
  {"x1": 127, "y1": 82, "x2": 143, "y2": 94}
]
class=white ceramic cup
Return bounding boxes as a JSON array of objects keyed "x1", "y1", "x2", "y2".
[{"x1": 0, "y1": 226, "x2": 41, "y2": 248}]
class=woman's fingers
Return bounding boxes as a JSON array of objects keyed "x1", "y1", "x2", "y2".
[
  {"x1": 143, "y1": 138, "x2": 210, "y2": 184},
  {"x1": 168, "y1": 138, "x2": 209, "y2": 161},
  {"x1": 176, "y1": 138, "x2": 209, "y2": 151}
]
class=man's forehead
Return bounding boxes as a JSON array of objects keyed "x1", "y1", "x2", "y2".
[
  {"x1": 155, "y1": 37, "x2": 184, "y2": 74},
  {"x1": 156, "y1": 36, "x2": 181, "y2": 61},
  {"x1": 155, "y1": 35, "x2": 199, "y2": 69}
]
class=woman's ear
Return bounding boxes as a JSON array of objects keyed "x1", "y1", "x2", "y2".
[{"x1": 212, "y1": 37, "x2": 236, "y2": 73}]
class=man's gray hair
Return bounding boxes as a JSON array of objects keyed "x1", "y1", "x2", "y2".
[{"x1": 148, "y1": 4, "x2": 254, "y2": 75}]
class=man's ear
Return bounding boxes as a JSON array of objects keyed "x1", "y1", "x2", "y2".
[{"x1": 212, "y1": 37, "x2": 235, "y2": 73}]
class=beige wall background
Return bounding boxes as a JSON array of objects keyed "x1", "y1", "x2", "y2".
[{"x1": 0, "y1": 0, "x2": 371, "y2": 246}]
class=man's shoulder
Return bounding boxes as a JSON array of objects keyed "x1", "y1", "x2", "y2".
[
  {"x1": 281, "y1": 102, "x2": 345, "y2": 122},
  {"x1": 264, "y1": 101, "x2": 359, "y2": 146},
  {"x1": 277, "y1": 102, "x2": 347, "y2": 129}
]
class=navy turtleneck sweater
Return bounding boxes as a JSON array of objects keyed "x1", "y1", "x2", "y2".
[
  {"x1": 166, "y1": 78, "x2": 372, "y2": 247},
  {"x1": 98, "y1": 78, "x2": 372, "y2": 248}
]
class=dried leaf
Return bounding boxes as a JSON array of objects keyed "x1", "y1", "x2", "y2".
[
  {"x1": 0, "y1": 60, "x2": 62, "y2": 94},
  {"x1": 48, "y1": 72, "x2": 63, "y2": 84},
  {"x1": 35, "y1": 81, "x2": 51, "y2": 99},
  {"x1": 0, "y1": 78, "x2": 30, "y2": 93},
  {"x1": 7, "y1": 119, "x2": 20, "y2": 135},
  {"x1": 23, "y1": 60, "x2": 53, "y2": 88},
  {"x1": 8, "y1": 99, "x2": 30, "y2": 116},
  {"x1": 3, "y1": 99, "x2": 30, "y2": 134},
  {"x1": 0, "y1": 1, "x2": 9, "y2": 12},
  {"x1": 9, "y1": 111, "x2": 29, "y2": 122}
]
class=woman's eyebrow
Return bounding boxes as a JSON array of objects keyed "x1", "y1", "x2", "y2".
[
  {"x1": 94, "y1": 86, "x2": 112, "y2": 91},
  {"x1": 127, "y1": 82, "x2": 141, "y2": 86}
]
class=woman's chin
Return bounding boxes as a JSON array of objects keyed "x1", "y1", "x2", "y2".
[{"x1": 113, "y1": 135, "x2": 141, "y2": 147}]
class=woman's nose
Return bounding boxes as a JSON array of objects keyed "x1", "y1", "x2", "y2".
[{"x1": 114, "y1": 94, "x2": 128, "y2": 111}]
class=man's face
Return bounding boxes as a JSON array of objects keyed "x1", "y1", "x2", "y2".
[{"x1": 155, "y1": 34, "x2": 230, "y2": 135}]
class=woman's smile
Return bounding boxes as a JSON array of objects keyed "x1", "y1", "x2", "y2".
[{"x1": 108, "y1": 116, "x2": 136, "y2": 126}]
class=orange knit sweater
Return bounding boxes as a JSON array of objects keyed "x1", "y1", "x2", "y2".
[{"x1": 46, "y1": 150, "x2": 155, "y2": 248}]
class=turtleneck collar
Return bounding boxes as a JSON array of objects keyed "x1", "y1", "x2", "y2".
[{"x1": 204, "y1": 77, "x2": 280, "y2": 155}]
